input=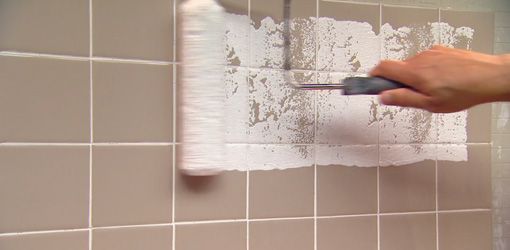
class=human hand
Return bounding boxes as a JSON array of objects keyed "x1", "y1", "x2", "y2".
[{"x1": 370, "y1": 45, "x2": 510, "y2": 113}]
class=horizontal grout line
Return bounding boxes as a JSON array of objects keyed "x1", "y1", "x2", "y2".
[
  {"x1": 0, "y1": 208, "x2": 492, "y2": 237},
  {"x1": 0, "y1": 142, "x2": 176, "y2": 147}
]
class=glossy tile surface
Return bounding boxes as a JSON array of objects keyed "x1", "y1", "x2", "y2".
[
  {"x1": 0, "y1": 56, "x2": 89, "y2": 142},
  {"x1": 250, "y1": 219, "x2": 313, "y2": 250},
  {"x1": 0, "y1": 231, "x2": 88, "y2": 250},
  {"x1": 439, "y1": 211, "x2": 492, "y2": 250},
  {"x1": 93, "y1": 62, "x2": 173, "y2": 142},
  {"x1": 93, "y1": 226, "x2": 172, "y2": 250},
  {"x1": 176, "y1": 222, "x2": 246, "y2": 250},
  {"x1": 92, "y1": 146, "x2": 173, "y2": 226},
  {"x1": 380, "y1": 214, "x2": 436, "y2": 250},
  {"x1": 317, "y1": 216, "x2": 378, "y2": 250},
  {"x1": 0, "y1": 147, "x2": 89, "y2": 233}
]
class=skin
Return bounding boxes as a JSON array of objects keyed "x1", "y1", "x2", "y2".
[{"x1": 370, "y1": 45, "x2": 510, "y2": 113}]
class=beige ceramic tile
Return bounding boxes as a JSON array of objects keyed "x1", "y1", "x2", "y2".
[
  {"x1": 382, "y1": 0, "x2": 439, "y2": 7},
  {"x1": 495, "y1": 43, "x2": 510, "y2": 54},
  {"x1": 317, "y1": 164, "x2": 378, "y2": 216},
  {"x1": 93, "y1": 0, "x2": 173, "y2": 61},
  {"x1": 318, "y1": 2, "x2": 380, "y2": 72},
  {"x1": 176, "y1": 222, "x2": 245, "y2": 250},
  {"x1": 0, "y1": 56, "x2": 89, "y2": 142},
  {"x1": 174, "y1": 163, "x2": 246, "y2": 221},
  {"x1": 380, "y1": 214, "x2": 436, "y2": 250},
  {"x1": 317, "y1": 216, "x2": 378, "y2": 250},
  {"x1": 250, "y1": 219, "x2": 313, "y2": 250},
  {"x1": 250, "y1": 167, "x2": 314, "y2": 218},
  {"x1": 92, "y1": 146, "x2": 173, "y2": 227},
  {"x1": 250, "y1": 0, "x2": 316, "y2": 69},
  {"x1": 93, "y1": 226, "x2": 172, "y2": 250},
  {"x1": 438, "y1": 144, "x2": 491, "y2": 210},
  {"x1": 221, "y1": 0, "x2": 249, "y2": 66},
  {"x1": 380, "y1": 160, "x2": 436, "y2": 212},
  {"x1": 465, "y1": 103, "x2": 492, "y2": 143},
  {"x1": 439, "y1": 211, "x2": 492, "y2": 250},
  {"x1": 93, "y1": 62, "x2": 173, "y2": 142},
  {"x1": 0, "y1": 147, "x2": 89, "y2": 233},
  {"x1": 0, "y1": 0, "x2": 89, "y2": 56},
  {"x1": 441, "y1": 0, "x2": 498, "y2": 11},
  {"x1": 440, "y1": 10, "x2": 494, "y2": 54},
  {"x1": 0, "y1": 231, "x2": 88, "y2": 250}
]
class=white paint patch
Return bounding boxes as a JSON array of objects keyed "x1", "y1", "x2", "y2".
[{"x1": 203, "y1": 14, "x2": 477, "y2": 171}]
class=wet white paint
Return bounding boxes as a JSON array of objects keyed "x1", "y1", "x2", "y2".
[{"x1": 215, "y1": 14, "x2": 474, "y2": 171}]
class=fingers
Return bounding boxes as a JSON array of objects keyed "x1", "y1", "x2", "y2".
[
  {"x1": 369, "y1": 60, "x2": 420, "y2": 89},
  {"x1": 379, "y1": 88, "x2": 432, "y2": 110}
]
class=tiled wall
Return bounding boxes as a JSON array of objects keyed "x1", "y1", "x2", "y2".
[{"x1": 0, "y1": 0, "x2": 507, "y2": 250}]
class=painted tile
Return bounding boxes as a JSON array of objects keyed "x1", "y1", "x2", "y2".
[
  {"x1": 438, "y1": 211, "x2": 492, "y2": 250},
  {"x1": 176, "y1": 222, "x2": 246, "y2": 250},
  {"x1": 222, "y1": 0, "x2": 250, "y2": 66},
  {"x1": 0, "y1": 0, "x2": 89, "y2": 56},
  {"x1": 380, "y1": 144, "x2": 437, "y2": 166},
  {"x1": 380, "y1": 214, "x2": 436, "y2": 250},
  {"x1": 0, "y1": 231, "x2": 88, "y2": 250},
  {"x1": 440, "y1": 10, "x2": 494, "y2": 54},
  {"x1": 247, "y1": 144, "x2": 314, "y2": 171},
  {"x1": 380, "y1": 160, "x2": 436, "y2": 212},
  {"x1": 438, "y1": 144, "x2": 491, "y2": 210},
  {"x1": 250, "y1": 0, "x2": 316, "y2": 69},
  {"x1": 0, "y1": 56, "x2": 89, "y2": 142},
  {"x1": 93, "y1": 62, "x2": 173, "y2": 142},
  {"x1": 92, "y1": 146, "x2": 173, "y2": 227},
  {"x1": 225, "y1": 67, "x2": 249, "y2": 143},
  {"x1": 93, "y1": 226, "x2": 172, "y2": 250},
  {"x1": 93, "y1": 0, "x2": 173, "y2": 61},
  {"x1": 318, "y1": 1, "x2": 380, "y2": 73},
  {"x1": 317, "y1": 145, "x2": 378, "y2": 215},
  {"x1": 0, "y1": 147, "x2": 89, "y2": 233},
  {"x1": 317, "y1": 216, "x2": 378, "y2": 250},
  {"x1": 248, "y1": 69, "x2": 314, "y2": 144},
  {"x1": 250, "y1": 166, "x2": 314, "y2": 218},
  {"x1": 316, "y1": 72, "x2": 379, "y2": 145},
  {"x1": 250, "y1": 219, "x2": 314, "y2": 250}
]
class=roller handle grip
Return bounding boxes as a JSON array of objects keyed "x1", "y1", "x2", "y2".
[{"x1": 343, "y1": 77, "x2": 408, "y2": 95}]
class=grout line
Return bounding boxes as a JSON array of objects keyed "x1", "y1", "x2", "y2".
[
  {"x1": 247, "y1": 1, "x2": 251, "y2": 249},
  {"x1": 314, "y1": 0, "x2": 320, "y2": 249},
  {"x1": 437, "y1": 8, "x2": 442, "y2": 250},
  {"x1": 377, "y1": 4, "x2": 382, "y2": 250},
  {"x1": 88, "y1": 0, "x2": 94, "y2": 249},
  {"x1": 320, "y1": 0, "x2": 379, "y2": 6},
  {"x1": 172, "y1": 1, "x2": 177, "y2": 250}
]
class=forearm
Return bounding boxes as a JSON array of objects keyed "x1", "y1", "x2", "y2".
[{"x1": 493, "y1": 54, "x2": 510, "y2": 102}]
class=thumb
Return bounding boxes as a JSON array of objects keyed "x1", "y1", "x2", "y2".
[{"x1": 379, "y1": 88, "x2": 431, "y2": 110}]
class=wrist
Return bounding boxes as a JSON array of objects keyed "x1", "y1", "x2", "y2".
[{"x1": 491, "y1": 54, "x2": 510, "y2": 102}]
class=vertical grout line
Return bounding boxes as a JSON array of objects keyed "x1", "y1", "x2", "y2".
[
  {"x1": 246, "y1": 1, "x2": 251, "y2": 250},
  {"x1": 314, "y1": 1, "x2": 319, "y2": 250},
  {"x1": 172, "y1": 0, "x2": 177, "y2": 250},
  {"x1": 88, "y1": 0, "x2": 94, "y2": 250},
  {"x1": 377, "y1": 3, "x2": 382, "y2": 250},
  {"x1": 436, "y1": 9, "x2": 441, "y2": 250}
]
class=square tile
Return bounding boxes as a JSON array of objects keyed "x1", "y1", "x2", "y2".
[
  {"x1": 250, "y1": 219, "x2": 313, "y2": 250},
  {"x1": 437, "y1": 111, "x2": 467, "y2": 143},
  {"x1": 495, "y1": 12, "x2": 510, "y2": 28},
  {"x1": 250, "y1": 167, "x2": 314, "y2": 218},
  {"x1": 438, "y1": 144, "x2": 492, "y2": 210},
  {"x1": 222, "y1": 0, "x2": 250, "y2": 66},
  {"x1": 316, "y1": 73, "x2": 379, "y2": 145},
  {"x1": 466, "y1": 103, "x2": 492, "y2": 143},
  {"x1": 0, "y1": 56, "x2": 89, "y2": 142},
  {"x1": 493, "y1": 102, "x2": 510, "y2": 118},
  {"x1": 93, "y1": 226, "x2": 172, "y2": 250},
  {"x1": 494, "y1": 43, "x2": 510, "y2": 54},
  {"x1": 0, "y1": 231, "x2": 88, "y2": 250},
  {"x1": 493, "y1": 178, "x2": 510, "y2": 208},
  {"x1": 438, "y1": 211, "x2": 492, "y2": 250},
  {"x1": 380, "y1": 214, "x2": 436, "y2": 250},
  {"x1": 496, "y1": 28, "x2": 510, "y2": 43},
  {"x1": 379, "y1": 107, "x2": 437, "y2": 144},
  {"x1": 250, "y1": 0, "x2": 316, "y2": 69},
  {"x1": 440, "y1": 10, "x2": 494, "y2": 53},
  {"x1": 247, "y1": 144, "x2": 314, "y2": 171},
  {"x1": 174, "y1": 164, "x2": 246, "y2": 221},
  {"x1": 317, "y1": 216, "x2": 378, "y2": 250},
  {"x1": 317, "y1": 145, "x2": 378, "y2": 216},
  {"x1": 380, "y1": 160, "x2": 436, "y2": 213},
  {"x1": 93, "y1": 62, "x2": 173, "y2": 142},
  {"x1": 0, "y1": 0, "x2": 89, "y2": 56},
  {"x1": 441, "y1": 0, "x2": 498, "y2": 11},
  {"x1": 0, "y1": 147, "x2": 89, "y2": 233},
  {"x1": 92, "y1": 146, "x2": 173, "y2": 227},
  {"x1": 176, "y1": 222, "x2": 246, "y2": 250},
  {"x1": 381, "y1": 6, "x2": 440, "y2": 60},
  {"x1": 318, "y1": 1, "x2": 380, "y2": 72},
  {"x1": 248, "y1": 69, "x2": 314, "y2": 144},
  {"x1": 225, "y1": 67, "x2": 249, "y2": 143},
  {"x1": 93, "y1": 0, "x2": 173, "y2": 61},
  {"x1": 382, "y1": 0, "x2": 440, "y2": 7}
]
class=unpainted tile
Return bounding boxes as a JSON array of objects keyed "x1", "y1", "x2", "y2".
[
  {"x1": 492, "y1": 118, "x2": 510, "y2": 133},
  {"x1": 174, "y1": 159, "x2": 246, "y2": 221},
  {"x1": 380, "y1": 214, "x2": 436, "y2": 250},
  {"x1": 93, "y1": 0, "x2": 173, "y2": 61},
  {"x1": 317, "y1": 216, "x2": 378, "y2": 250},
  {"x1": 250, "y1": 219, "x2": 314, "y2": 250},
  {"x1": 176, "y1": 222, "x2": 246, "y2": 250},
  {"x1": 493, "y1": 178, "x2": 510, "y2": 208},
  {"x1": 494, "y1": 0, "x2": 510, "y2": 11},
  {"x1": 495, "y1": 12, "x2": 510, "y2": 28},
  {"x1": 494, "y1": 43, "x2": 510, "y2": 54},
  {"x1": 318, "y1": 1, "x2": 380, "y2": 72},
  {"x1": 440, "y1": 10, "x2": 494, "y2": 54},
  {"x1": 493, "y1": 102, "x2": 510, "y2": 118},
  {"x1": 93, "y1": 62, "x2": 173, "y2": 143},
  {"x1": 92, "y1": 146, "x2": 173, "y2": 227},
  {"x1": 0, "y1": 147, "x2": 89, "y2": 233},
  {"x1": 0, "y1": 0, "x2": 89, "y2": 56},
  {"x1": 93, "y1": 226, "x2": 172, "y2": 250},
  {"x1": 466, "y1": 103, "x2": 492, "y2": 143},
  {"x1": 0, "y1": 56, "x2": 89, "y2": 142},
  {"x1": 496, "y1": 28, "x2": 510, "y2": 43},
  {"x1": 0, "y1": 231, "x2": 88, "y2": 250},
  {"x1": 380, "y1": 160, "x2": 436, "y2": 212},
  {"x1": 441, "y1": 0, "x2": 498, "y2": 11},
  {"x1": 250, "y1": 167, "x2": 314, "y2": 218},
  {"x1": 438, "y1": 144, "x2": 492, "y2": 210},
  {"x1": 438, "y1": 211, "x2": 492, "y2": 250},
  {"x1": 381, "y1": 0, "x2": 440, "y2": 7}
]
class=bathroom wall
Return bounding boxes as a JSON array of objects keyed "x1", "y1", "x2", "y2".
[{"x1": 0, "y1": 0, "x2": 507, "y2": 250}]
